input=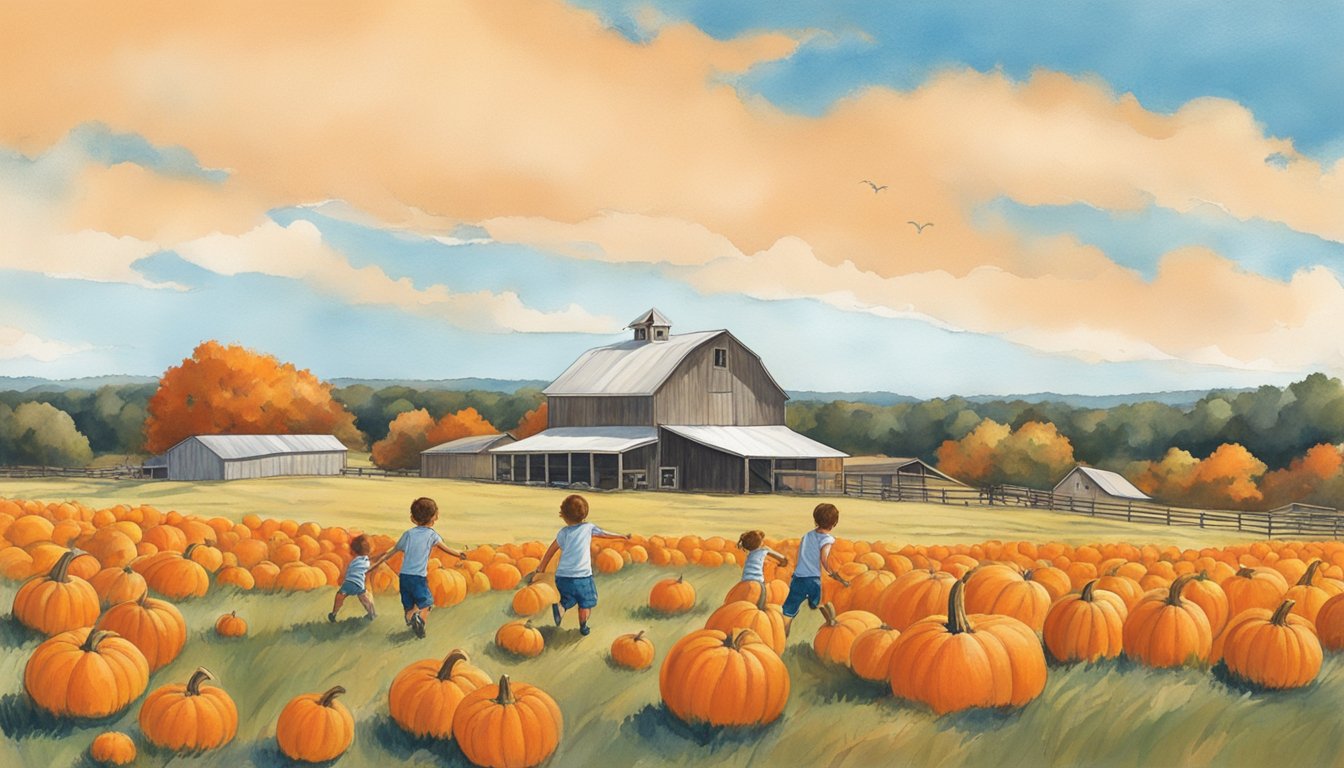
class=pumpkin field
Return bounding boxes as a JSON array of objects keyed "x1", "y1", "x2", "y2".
[{"x1": 3, "y1": 483, "x2": 1344, "y2": 768}]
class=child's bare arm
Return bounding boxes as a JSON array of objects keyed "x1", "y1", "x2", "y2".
[
  {"x1": 529, "y1": 540, "x2": 560, "y2": 582},
  {"x1": 769, "y1": 551, "x2": 789, "y2": 566},
  {"x1": 367, "y1": 546, "x2": 398, "y2": 571},
  {"x1": 434, "y1": 541, "x2": 466, "y2": 559},
  {"x1": 821, "y1": 543, "x2": 848, "y2": 585},
  {"x1": 593, "y1": 529, "x2": 632, "y2": 540}
]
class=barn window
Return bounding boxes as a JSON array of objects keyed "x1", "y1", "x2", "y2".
[
  {"x1": 655, "y1": 328, "x2": 666, "y2": 339},
  {"x1": 713, "y1": 348, "x2": 727, "y2": 368},
  {"x1": 659, "y1": 467, "x2": 678, "y2": 489}
]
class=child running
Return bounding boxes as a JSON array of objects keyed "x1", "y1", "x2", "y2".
[
  {"x1": 368, "y1": 497, "x2": 466, "y2": 639},
  {"x1": 781, "y1": 503, "x2": 849, "y2": 636},
  {"x1": 737, "y1": 529, "x2": 788, "y2": 585},
  {"x1": 328, "y1": 534, "x2": 377, "y2": 622},
  {"x1": 529, "y1": 494, "x2": 630, "y2": 636}
]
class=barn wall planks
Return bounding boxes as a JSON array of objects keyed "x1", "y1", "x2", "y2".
[{"x1": 549, "y1": 396, "x2": 654, "y2": 427}]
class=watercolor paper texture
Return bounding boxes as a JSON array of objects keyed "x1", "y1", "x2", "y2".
[{"x1": 1, "y1": 3, "x2": 1342, "y2": 767}]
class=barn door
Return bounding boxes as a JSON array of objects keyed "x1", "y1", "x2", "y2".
[{"x1": 748, "y1": 459, "x2": 772, "y2": 493}]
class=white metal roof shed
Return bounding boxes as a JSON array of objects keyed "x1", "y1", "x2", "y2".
[
  {"x1": 1056, "y1": 466, "x2": 1150, "y2": 500},
  {"x1": 660, "y1": 425, "x2": 848, "y2": 459},
  {"x1": 489, "y1": 427, "x2": 658, "y2": 454},
  {"x1": 421, "y1": 434, "x2": 513, "y2": 455},
  {"x1": 178, "y1": 434, "x2": 348, "y2": 460}
]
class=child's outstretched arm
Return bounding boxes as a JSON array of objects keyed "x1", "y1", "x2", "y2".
[
  {"x1": 820, "y1": 543, "x2": 848, "y2": 586},
  {"x1": 528, "y1": 540, "x2": 560, "y2": 583},
  {"x1": 434, "y1": 541, "x2": 467, "y2": 559},
  {"x1": 768, "y1": 549, "x2": 789, "y2": 566},
  {"x1": 592, "y1": 526, "x2": 632, "y2": 540},
  {"x1": 367, "y1": 543, "x2": 400, "y2": 571}
]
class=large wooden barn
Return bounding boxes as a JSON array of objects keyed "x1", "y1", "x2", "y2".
[
  {"x1": 161, "y1": 434, "x2": 348, "y2": 481},
  {"x1": 489, "y1": 309, "x2": 846, "y2": 493}
]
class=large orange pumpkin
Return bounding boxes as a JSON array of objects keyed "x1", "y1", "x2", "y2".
[
  {"x1": 835, "y1": 569, "x2": 896, "y2": 613},
  {"x1": 100, "y1": 592, "x2": 188, "y2": 672},
  {"x1": 1123, "y1": 574, "x2": 1212, "y2": 668},
  {"x1": 876, "y1": 569, "x2": 958, "y2": 631},
  {"x1": 12, "y1": 550, "x2": 101, "y2": 635},
  {"x1": 453, "y1": 675, "x2": 563, "y2": 768},
  {"x1": 611, "y1": 630, "x2": 655, "y2": 670},
  {"x1": 1284, "y1": 560, "x2": 1341, "y2": 623},
  {"x1": 1042, "y1": 580, "x2": 1127, "y2": 663},
  {"x1": 140, "y1": 667, "x2": 239, "y2": 751},
  {"x1": 848, "y1": 624, "x2": 901, "y2": 681},
  {"x1": 812, "y1": 604, "x2": 882, "y2": 665},
  {"x1": 388, "y1": 649, "x2": 492, "y2": 740},
  {"x1": 660, "y1": 629, "x2": 790, "y2": 726},
  {"x1": 276, "y1": 686, "x2": 355, "y2": 762},
  {"x1": 964, "y1": 565, "x2": 1051, "y2": 632},
  {"x1": 24, "y1": 626, "x2": 149, "y2": 717},
  {"x1": 140, "y1": 545, "x2": 210, "y2": 599},
  {"x1": 1219, "y1": 600, "x2": 1322, "y2": 689},
  {"x1": 1181, "y1": 573, "x2": 1230, "y2": 638},
  {"x1": 649, "y1": 575, "x2": 696, "y2": 615},
  {"x1": 1221, "y1": 567, "x2": 1288, "y2": 618},
  {"x1": 887, "y1": 580, "x2": 1047, "y2": 714},
  {"x1": 1314, "y1": 591, "x2": 1344, "y2": 651},
  {"x1": 90, "y1": 731, "x2": 136, "y2": 765},
  {"x1": 428, "y1": 567, "x2": 468, "y2": 607},
  {"x1": 704, "y1": 589, "x2": 786, "y2": 653},
  {"x1": 88, "y1": 565, "x2": 149, "y2": 607}
]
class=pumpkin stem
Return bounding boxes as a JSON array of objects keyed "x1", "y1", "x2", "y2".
[
  {"x1": 676, "y1": 574, "x2": 683, "y2": 584},
  {"x1": 1297, "y1": 560, "x2": 1323, "y2": 587},
  {"x1": 1235, "y1": 567, "x2": 1255, "y2": 578},
  {"x1": 318, "y1": 686, "x2": 346, "y2": 707},
  {"x1": 186, "y1": 667, "x2": 214, "y2": 696},
  {"x1": 944, "y1": 579, "x2": 973, "y2": 635},
  {"x1": 1167, "y1": 574, "x2": 1195, "y2": 605},
  {"x1": 184, "y1": 543, "x2": 198, "y2": 559},
  {"x1": 1271, "y1": 600, "x2": 1296, "y2": 626},
  {"x1": 49, "y1": 550, "x2": 77, "y2": 583},
  {"x1": 1080, "y1": 579, "x2": 1098, "y2": 602},
  {"x1": 494, "y1": 675, "x2": 515, "y2": 706},
  {"x1": 633, "y1": 630, "x2": 646, "y2": 643},
  {"x1": 727, "y1": 628, "x2": 757, "y2": 650},
  {"x1": 436, "y1": 649, "x2": 470, "y2": 680},
  {"x1": 1022, "y1": 569, "x2": 1035, "y2": 581},
  {"x1": 820, "y1": 603, "x2": 837, "y2": 626},
  {"x1": 80, "y1": 628, "x2": 114, "y2": 652}
]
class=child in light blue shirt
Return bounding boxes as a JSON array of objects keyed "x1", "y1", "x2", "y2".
[
  {"x1": 368, "y1": 497, "x2": 466, "y2": 639},
  {"x1": 737, "y1": 529, "x2": 788, "y2": 583},
  {"x1": 529, "y1": 494, "x2": 629, "y2": 636},
  {"x1": 328, "y1": 534, "x2": 376, "y2": 622},
  {"x1": 782, "y1": 503, "x2": 848, "y2": 636}
]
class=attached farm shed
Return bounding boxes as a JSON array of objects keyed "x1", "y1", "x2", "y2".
[
  {"x1": 1053, "y1": 466, "x2": 1150, "y2": 502},
  {"x1": 843, "y1": 456, "x2": 965, "y2": 497},
  {"x1": 490, "y1": 427, "x2": 658, "y2": 490},
  {"x1": 656, "y1": 425, "x2": 847, "y2": 494},
  {"x1": 421, "y1": 434, "x2": 515, "y2": 480},
  {"x1": 164, "y1": 434, "x2": 347, "y2": 481}
]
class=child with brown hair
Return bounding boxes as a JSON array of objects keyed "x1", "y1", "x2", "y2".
[
  {"x1": 529, "y1": 494, "x2": 630, "y2": 636},
  {"x1": 328, "y1": 534, "x2": 377, "y2": 622},
  {"x1": 781, "y1": 503, "x2": 849, "y2": 635},
  {"x1": 737, "y1": 529, "x2": 788, "y2": 585},
  {"x1": 368, "y1": 497, "x2": 466, "y2": 639}
]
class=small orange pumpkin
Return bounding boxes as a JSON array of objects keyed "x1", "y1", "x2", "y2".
[
  {"x1": 214, "y1": 611, "x2": 248, "y2": 638},
  {"x1": 101, "y1": 592, "x2": 188, "y2": 672},
  {"x1": 704, "y1": 589, "x2": 786, "y2": 653},
  {"x1": 848, "y1": 624, "x2": 901, "y2": 681},
  {"x1": 140, "y1": 667, "x2": 239, "y2": 751},
  {"x1": 1042, "y1": 580, "x2": 1127, "y2": 663},
  {"x1": 276, "y1": 686, "x2": 355, "y2": 762},
  {"x1": 1220, "y1": 599, "x2": 1322, "y2": 689},
  {"x1": 649, "y1": 575, "x2": 696, "y2": 615},
  {"x1": 90, "y1": 731, "x2": 136, "y2": 765},
  {"x1": 660, "y1": 629, "x2": 790, "y2": 726},
  {"x1": 1123, "y1": 574, "x2": 1212, "y2": 668},
  {"x1": 495, "y1": 619, "x2": 545, "y2": 657},
  {"x1": 512, "y1": 581, "x2": 560, "y2": 616},
  {"x1": 388, "y1": 649, "x2": 492, "y2": 740},
  {"x1": 453, "y1": 675, "x2": 563, "y2": 768},
  {"x1": 610, "y1": 630, "x2": 655, "y2": 670},
  {"x1": 812, "y1": 604, "x2": 882, "y2": 665},
  {"x1": 88, "y1": 565, "x2": 149, "y2": 607}
]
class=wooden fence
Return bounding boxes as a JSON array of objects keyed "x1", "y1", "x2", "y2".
[
  {"x1": 339, "y1": 467, "x2": 421, "y2": 478},
  {"x1": 0, "y1": 465, "x2": 151, "y2": 480},
  {"x1": 844, "y1": 476, "x2": 1344, "y2": 540}
]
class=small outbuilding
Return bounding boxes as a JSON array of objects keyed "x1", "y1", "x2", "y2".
[
  {"x1": 1053, "y1": 466, "x2": 1150, "y2": 502},
  {"x1": 163, "y1": 434, "x2": 347, "y2": 481},
  {"x1": 843, "y1": 456, "x2": 965, "y2": 497},
  {"x1": 421, "y1": 434, "x2": 516, "y2": 480}
]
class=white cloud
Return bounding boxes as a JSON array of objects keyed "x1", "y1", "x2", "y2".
[{"x1": 0, "y1": 326, "x2": 93, "y2": 362}]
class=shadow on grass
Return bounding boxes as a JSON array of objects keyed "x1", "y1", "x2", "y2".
[
  {"x1": 0, "y1": 693, "x2": 118, "y2": 739},
  {"x1": 603, "y1": 655, "x2": 652, "y2": 672},
  {"x1": 626, "y1": 605, "x2": 706, "y2": 621},
  {"x1": 286, "y1": 618, "x2": 384, "y2": 643},
  {"x1": 1209, "y1": 661, "x2": 1318, "y2": 698},
  {"x1": 0, "y1": 615, "x2": 41, "y2": 649},
  {"x1": 537, "y1": 625, "x2": 587, "y2": 649},
  {"x1": 621, "y1": 703, "x2": 781, "y2": 751},
  {"x1": 365, "y1": 714, "x2": 472, "y2": 766},
  {"x1": 783, "y1": 645, "x2": 889, "y2": 704},
  {"x1": 248, "y1": 738, "x2": 345, "y2": 768}
]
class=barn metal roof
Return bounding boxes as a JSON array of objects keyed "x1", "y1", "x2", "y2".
[
  {"x1": 1056, "y1": 466, "x2": 1150, "y2": 500},
  {"x1": 842, "y1": 456, "x2": 964, "y2": 485},
  {"x1": 489, "y1": 427, "x2": 658, "y2": 454},
  {"x1": 660, "y1": 425, "x2": 848, "y2": 459},
  {"x1": 421, "y1": 434, "x2": 513, "y2": 455},
  {"x1": 176, "y1": 434, "x2": 348, "y2": 460},
  {"x1": 543, "y1": 331, "x2": 724, "y2": 396},
  {"x1": 627, "y1": 308, "x2": 671, "y2": 328}
]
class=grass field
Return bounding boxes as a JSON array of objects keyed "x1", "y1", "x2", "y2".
[{"x1": 0, "y1": 479, "x2": 1331, "y2": 768}]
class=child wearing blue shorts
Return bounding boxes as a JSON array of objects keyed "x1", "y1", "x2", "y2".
[
  {"x1": 328, "y1": 534, "x2": 376, "y2": 622},
  {"x1": 529, "y1": 494, "x2": 630, "y2": 636},
  {"x1": 369, "y1": 497, "x2": 466, "y2": 639},
  {"x1": 782, "y1": 503, "x2": 848, "y2": 636}
]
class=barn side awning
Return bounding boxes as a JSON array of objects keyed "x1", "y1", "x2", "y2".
[
  {"x1": 660, "y1": 425, "x2": 847, "y2": 459},
  {"x1": 489, "y1": 427, "x2": 658, "y2": 454},
  {"x1": 422, "y1": 434, "x2": 513, "y2": 455}
]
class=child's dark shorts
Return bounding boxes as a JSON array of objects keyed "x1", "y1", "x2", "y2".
[
  {"x1": 399, "y1": 574, "x2": 432, "y2": 611},
  {"x1": 555, "y1": 575, "x2": 598, "y2": 609},
  {"x1": 339, "y1": 580, "x2": 366, "y2": 596},
  {"x1": 781, "y1": 576, "x2": 822, "y2": 618}
]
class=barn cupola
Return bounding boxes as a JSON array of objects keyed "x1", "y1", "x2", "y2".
[{"x1": 627, "y1": 308, "x2": 672, "y2": 343}]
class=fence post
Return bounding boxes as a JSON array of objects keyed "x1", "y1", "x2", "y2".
[
  {"x1": 1199, "y1": 512, "x2": 1205, "y2": 528},
  {"x1": 1127, "y1": 502, "x2": 1132, "y2": 522},
  {"x1": 1266, "y1": 517, "x2": 1273, "y2": 539},
  {"x1": 1237, "y1": 512, "x2": 1242, "y2": 532},
  {"x1": 1166, "y1": 508, "x2": 1171, "y2": 526}
]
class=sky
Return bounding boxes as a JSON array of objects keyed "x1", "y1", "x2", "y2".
[{"x1": 1, "y1": 1, "x2": 1342, "y2": 398}]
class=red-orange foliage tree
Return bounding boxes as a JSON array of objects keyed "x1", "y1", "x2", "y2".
[
  {"x1": 1128, "y1": 443, "x2": 1267, "y2": 509},
  {"x1": 935, "y1": 419, "x2": 1075, "y2": 488},
  {"x1": 144, "y1": 341, "x2": 365, "y2": 454},
  {"x1": 1259, "y1": 443, "x2": 1344, "y2": 508},
  {"x1": 513, "y1": 402, "x2": 548, "y2": 439},
  {"x1": 371, "y1": 407, "x2": 497, "y2": 469}
]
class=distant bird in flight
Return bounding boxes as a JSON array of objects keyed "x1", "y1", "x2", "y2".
[
  {"x1": 908, "y1": 221, "x2": 933, "y2": 234},
  {"x1": 860, "y1": 180, "x2": 888, "y2": 193}
]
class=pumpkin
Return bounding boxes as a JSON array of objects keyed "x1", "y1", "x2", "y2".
[
  {"x1": 276, "y1": 562, "x2": 327, "y2": 591},
  {"x1": 1095, "y1": 569, "x2": 1145, "y2": 611},
  {"x1": 1180, "y1": 573, "x2": 1230, "y2": 637},
  {"x1": 704, "y1": 588, "x2": 786, "y2": 653},
  {"x1": 512, "y1": 581, "x2": 560, "y2": 616},
  {"x1": 12, "y1": 550, "x2": 101, "y2": 635},
  {"x1": 276, "y1": 685, "x2": 354, "y2": 762},
  {"x1": 85, "y1": 528, "x2": 138, "y2": 568},
  {"x1": 496, "y1": 619, "x2": 545, "y2": 657},
  {"x1": 388, "y1": 649, "x2": 492, "y2": 739},
  {"x1": 1028, "y1": 563, "x2": 1072, "y2": 601},
  {"x1": 610, "y1": 630, "x2": 655, "y2": 670},
  {"x1": 141, "y1": 545, "x2": 210, "y2": 599},
  {"x1": 812, "y1": 604, "x2": 882, "y2": 665},
  {"x1": 139, "y1": 667, "x2": 239, "y2": 751},
  {"x1": 1314, "y1": 592, "x2": 1344, "y2": 651},
  {"x1": 428, "y1": 567, "x2": 468, "y2": 607},
  {"x1": 1219, "y1": 600, "x2": 1322, "y2": 689},
  {"x1": 186, "y1": 543, "x2": 225, "y2": 573},
  {"x1": 1221, "y1": 567, "x2": 1288, "y2": 618},
  {"x1": 90, "y1": 731, "x2": 136, "y2": 765},
  {"x1": 876, "y1": 569, "x2": 958, "y2": 631},
  {"x1": 214, "y1": 611, "x2": 247, "y2": 638},
  {"x1": 24, "y1": 626, "x2": 149, "y2": 717},
  {"x1": 215, "y1": 565, "x2": 256, "y2": 590},
  {"x1": 100, "y1": 592, "x2": 188, "y2": 672},
  {"x1": 594, "y1": 548, "x2": 624, "y2": 574},
  {"x1": 659, "y1": 628, "x2": 790, "y2": 726},
  {"x1": 453, "y1": 675, "x2": 563, "y2": 768},
  {"x1": 1042, "y1": 580, "x2": 1127, "y2": 663},
  {"x1": 723, "y1": 578, "x2": 788, "y2": 606},
  {"x1": 835, "y1": 569, "x2": 896, "y2": 613},
  {"x1": 649, "y1": 575, "x2": 697, "y2": 615},
  {"x1": 848, "y1": 624, "x2": 901, "y2": 681},
  {"x1": 89, "y1": 565, "x2": 149, "y2": 607},
  {"x1": 1283, "y1": 560, "x2": 1340, "y2": 623},
  {"x1": 1123, "y1": 574, "x2": 1212, "y2": 668},
  {"x1": 964, "y1": 565, "x2": 1051, "y2": 632},
  {"x1": 887, "y1": 579, "x2": 1047, "y2": 714},
  {"x1": 484, "y1": 562, "x2": 523, "y2": 590}
]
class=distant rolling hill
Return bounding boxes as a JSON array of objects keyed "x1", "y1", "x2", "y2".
[
  {"x1": 0, "y1": 375, "x2": 159, "y2": 393},
  {"x1": 328, "y1": 377, "x2": 549, "y2": 393}
]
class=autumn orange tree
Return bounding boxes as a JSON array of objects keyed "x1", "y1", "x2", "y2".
[
  {"x1": 935, "y1": 419, "x2": 1075, "y2": 488},
  {"x1": 513, "y1": 402, "x2": 548, "y2": 439},
  {"x1": 371, "y1": 407, "x2": 498, "y2": 469},
  {"x1": 1127, "y1": 443, "x2": 1267, "y2": 509},
  {"x1": 143, "y1": 341, "x2": 365, "y2": 454}
]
